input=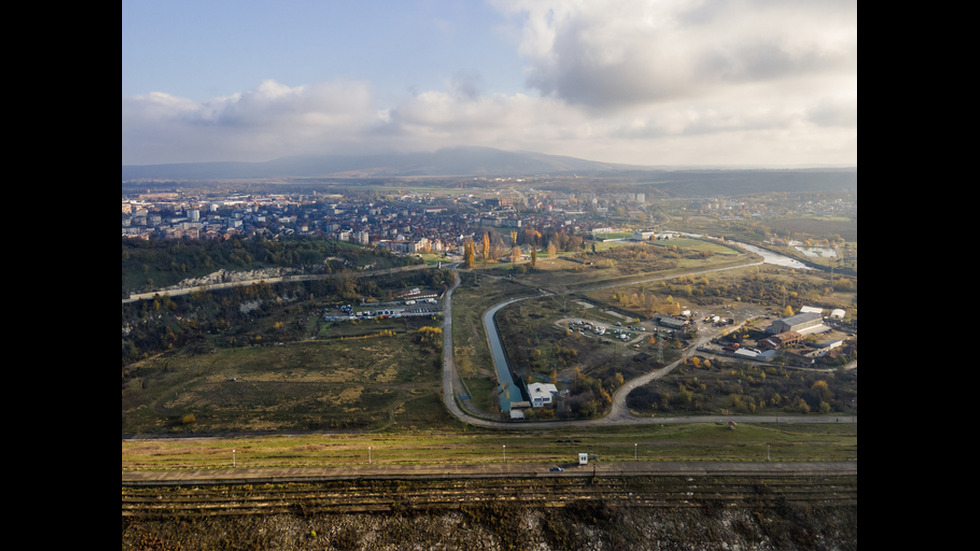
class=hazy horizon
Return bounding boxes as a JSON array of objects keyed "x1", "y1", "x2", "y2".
[{"x1": 122, "y1": 1, "x2": 857, "y2": 169}]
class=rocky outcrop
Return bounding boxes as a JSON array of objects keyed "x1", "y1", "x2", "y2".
[{"x1": 171, "y1": 267, "x2": 299, "y2": 289}]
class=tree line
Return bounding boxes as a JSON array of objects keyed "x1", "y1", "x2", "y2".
[{"x1": 461, "y1": 227, "x2": 587, "y2": 269}]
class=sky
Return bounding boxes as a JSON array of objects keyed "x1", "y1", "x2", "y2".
[{"x1": 122, "y1": 0, "x2": 857, "y2": 168}]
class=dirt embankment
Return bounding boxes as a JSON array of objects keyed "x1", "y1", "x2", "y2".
[
  {"x1": 123, "y1": 475, "x2": 857, "y2": 550},
  {"x1": 124, "y1": 504, "x2": 856, "y2": 551}
]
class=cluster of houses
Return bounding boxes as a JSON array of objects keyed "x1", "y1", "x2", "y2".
[{"x1": 121, "y1": 186, "x2": 633, "y2": 250}]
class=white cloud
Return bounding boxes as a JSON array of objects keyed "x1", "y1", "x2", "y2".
[
  {"x1": 484, "y1": 0, "x2": 857, "y2": 165},
  {"x1": 495, "y1": 0, "x2": 856, "y2": 111},
  {"x1": 122, "y1": 1, "x2": 856, "y2": 168},
  {"x1": 122, "y1": 79, "x2": 386, "y2": 164}
]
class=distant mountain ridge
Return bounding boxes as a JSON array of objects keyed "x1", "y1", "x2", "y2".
[
  {"x1": 121, "y1": 147, "x2": 857, "y2": 197},
  {"x1": 121, "y1": 147, "x2": 634, "y2": 180}
]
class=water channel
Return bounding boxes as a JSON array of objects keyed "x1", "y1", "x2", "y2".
[{"x1": 483, "y1": 297, "x2": 528, "y2": 412}]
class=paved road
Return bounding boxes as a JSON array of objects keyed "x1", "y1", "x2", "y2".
[{"x1": 440, "y1": 264, "x2": 469, "y2": 422}]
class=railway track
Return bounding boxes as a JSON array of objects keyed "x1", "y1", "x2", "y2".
[{"x1": 122, "y1": 474, "x2": 856, "y2": 518}]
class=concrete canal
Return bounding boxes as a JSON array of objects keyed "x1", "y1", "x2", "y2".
[{"x1": 483, "y1": 297, "x2": 527, "y2": 412}]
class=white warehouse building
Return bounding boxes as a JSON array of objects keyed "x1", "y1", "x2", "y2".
[{"x1": 527, "y1": 383, "x2": 558, "y2": 408}]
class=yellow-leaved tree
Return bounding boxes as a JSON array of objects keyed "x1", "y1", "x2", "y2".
[{"x1": 464, "y1": 239, "x2": 475, "y2": 269}]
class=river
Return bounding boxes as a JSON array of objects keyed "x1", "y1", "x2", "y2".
[
  {"x1": 736, "y1": 242, "x2": 812, "y2": 270},
  {"x1": 671, "y1": 232, "x2": 813, "y2": 270}
]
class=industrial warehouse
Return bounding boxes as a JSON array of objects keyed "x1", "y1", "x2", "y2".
[
  {"x1": 323, "y1": 287, "x2": 442, "y2": 321},
  {"x1": 698, "y1": 308, "x2": 855, "y2": 367}
]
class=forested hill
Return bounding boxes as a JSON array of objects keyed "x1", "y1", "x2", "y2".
[{"x1": 121, "y1": 236, "x2": 420, "y2": 298}]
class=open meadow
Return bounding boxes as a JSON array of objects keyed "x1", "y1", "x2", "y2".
[{"x1": 122, "y1": 317, "x2": 449, "y2": 435}]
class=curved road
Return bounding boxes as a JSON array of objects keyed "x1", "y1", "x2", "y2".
[{"x1": 441, "y1": 262, "x2": 856, "y2": 429}]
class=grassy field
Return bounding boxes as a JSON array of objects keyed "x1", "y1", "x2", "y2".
[
  {"x1": 122, "y1": 317, "x2": 450, "y2": 435},
  {"x1": 122, "y1": 422, "x2": 857, "y2": 470}
]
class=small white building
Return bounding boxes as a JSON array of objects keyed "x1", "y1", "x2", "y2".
[{"x1": 527, "y1": 383, "x2": 558, "y2": 408}]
